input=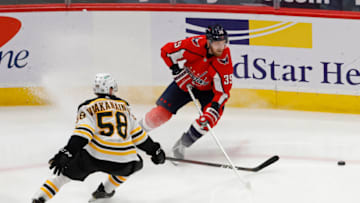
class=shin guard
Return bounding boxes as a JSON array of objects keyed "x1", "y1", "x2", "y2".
[{"x1": 140, "y1": 106, "x2": 172, "y2": 132}]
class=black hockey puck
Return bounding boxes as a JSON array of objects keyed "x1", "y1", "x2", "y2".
[{"x1": 337, "y1": 160, "x2": 346, "y2": 166}]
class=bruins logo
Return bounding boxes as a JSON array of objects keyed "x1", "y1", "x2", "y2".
[{"x1": 79, "y1": 112, "x2": 86, "y2": 120}]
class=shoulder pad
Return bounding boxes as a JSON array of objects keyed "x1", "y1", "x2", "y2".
[
  {"x1": 187, "y1": 35, "x2": 206, "y2": 48},
  {"x1": 77, "y1": 97, "x2": 98, "y2": 111},
  {"x1": 110, "y1": 95, "x2": 130, "y2": 106}
]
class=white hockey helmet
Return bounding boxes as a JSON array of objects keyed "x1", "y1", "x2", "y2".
[{"x1": 93, "y1": 73, "x2": 118, "y2": 95}]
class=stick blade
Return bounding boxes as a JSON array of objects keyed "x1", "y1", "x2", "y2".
[{"x1": 254, "y1": 155, "x2": 279, "y2": 172}]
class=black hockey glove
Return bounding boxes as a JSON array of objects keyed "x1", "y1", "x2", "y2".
[
  {"x1": 170, "y1": 64, "x2": 182, "y2": 75},
  {"x1": 149, "y1": 142, "x2": 165, "y2": 164},
  {"x1": 136, "y1": 137, "x2": 166, "y2": 165},
  {"x1": 150, "y1": 143, "x2": 166, "y2": 165},
  {"x1": 49, "y1": 148, "x2": 73, "y2": 176}
]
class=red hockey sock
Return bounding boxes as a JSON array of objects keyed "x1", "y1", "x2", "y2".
[{"x1": 142, "y1": 106, "x2": 172, "y2": 131}]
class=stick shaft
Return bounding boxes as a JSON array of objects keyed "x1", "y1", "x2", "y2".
[
  {"x1": 186, "y1": 85, "x2": 247, "y2": 183},
  {"x1": 166, "y1": 155, "x2": 279, "y2": 172}
]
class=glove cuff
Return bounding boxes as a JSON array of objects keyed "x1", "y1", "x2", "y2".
[
  {"x1": 206, "y1": 107, "x2": 220, "y2": 120},
  {"x1": 136, "y1": 137, "x2": 160, "y2": 156},
  {"x1": 210, "y1": 102, "x2": 220, "y2": 112},
  {"x1": 170, "y1": 64, "x2": 181, "y2": 75},
  {"x1": 148, "y1": 142, "x2": 161, "y2": 156}
]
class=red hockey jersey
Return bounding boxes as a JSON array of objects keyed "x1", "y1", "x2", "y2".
[{"x1": 161, "y1": 35, "x2": 233, "y2": 107}]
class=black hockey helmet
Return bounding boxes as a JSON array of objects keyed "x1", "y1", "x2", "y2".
[{"x1": 205, "y1": 24, "x2": 228, "y2": 43}]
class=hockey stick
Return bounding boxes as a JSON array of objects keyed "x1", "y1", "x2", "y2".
[
  {"x1": 166, "y1": 155, "x2": 279, "y2": 172},
  {"x1": 186, "y1": 84, "x2": 250, "y2": 189}
]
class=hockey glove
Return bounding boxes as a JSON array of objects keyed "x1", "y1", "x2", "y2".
[
  {"x1": 150, "y1": 143, "x2": 166, "y2": 165},
  {"x1": 49, "y1": 148, "x2": 73, "y2": 176},
  {"x1": 170, "y1": 63, "x2": 182, "y2": 75},
  {"x1": 170, "y1": 64, "x2": 192, "y2": 91},
  {"x1": 198, "y1": 102, "x2": 220, "y2": 129}
]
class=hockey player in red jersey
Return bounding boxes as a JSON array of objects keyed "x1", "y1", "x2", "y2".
[
  {"x1": 139, "y1": 24, "x2": 233, "y2": 160},
  {"x1": 31, "y1": 73, "x2": 165, "y2": 203}
]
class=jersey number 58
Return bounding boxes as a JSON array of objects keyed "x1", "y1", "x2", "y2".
[{"x1": 97, "y1": 111, "x2": 127, "y2": 139}]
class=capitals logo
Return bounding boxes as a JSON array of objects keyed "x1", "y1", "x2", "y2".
[
  {"x1": 0, "y1": 16, "x2": 29, "y2": 69},
  {"x1": 218, "y1": 54, "x2": 229, "y2": 65},
  {"x1": 186, "y1": 17, "x2": 312, "y2": 49}
]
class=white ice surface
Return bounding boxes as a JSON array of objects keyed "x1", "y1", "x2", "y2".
[{"x1": 1, "y1": 102, "x2": 360, "y2": 203}]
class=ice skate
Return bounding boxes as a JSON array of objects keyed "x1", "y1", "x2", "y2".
[
  {"x1": 171, "y1": 136, "x2": 186, "y2": 165},
  {"x1": 32, "y1": 197, "x2": 45, "y2": 203},
  {"x1": 89, "y1": 183, "x2": 115, "y2": 202}
]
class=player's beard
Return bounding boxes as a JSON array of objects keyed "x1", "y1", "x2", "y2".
[{"x1": 209, "y1": 45, "x2": 224, "y2": 57}]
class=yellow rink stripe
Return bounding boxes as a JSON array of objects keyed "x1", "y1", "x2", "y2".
[
  {"x1": 227, "y1": 88, "x2": 360, "y2": 114},
  {"x1": 0, "y1": 87, "x2": 49, "y2": 106},
  {"x1": 3, "y1": 86, "x2": 360, "y2": 115}
]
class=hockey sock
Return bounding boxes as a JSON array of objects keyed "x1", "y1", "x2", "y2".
[
  {"x1": 33, "y1": 174, "x2": 71, "y2": 201},
  {"x1": 139, "y1": 106, "x2": 172, "y2": 132},
  {"x1": 103, "y1": 175, "x2": 128, "y2": 193},
  {"x1": 181, "y1": 122, "x2": 207, "y2": 147}
]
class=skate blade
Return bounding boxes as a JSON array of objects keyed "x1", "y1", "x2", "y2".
[
  {"x1": 89, "y1": 196, "x2": 110, "y2": 202},
  {"x1": 88, "y1": 197, "x2": 98, "y2": 203},
  {"x1": 170, "y1": 160, "x2": 180, "y2": 166}
]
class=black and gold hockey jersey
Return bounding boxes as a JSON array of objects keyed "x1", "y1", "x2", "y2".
[{"x1": 72, "y1": 95, "x2": 148, "y2": 163}]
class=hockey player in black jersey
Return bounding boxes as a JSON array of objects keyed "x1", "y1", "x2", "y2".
[{"x1": 32, "y1": 73, "x2": 166, "y2": 203}]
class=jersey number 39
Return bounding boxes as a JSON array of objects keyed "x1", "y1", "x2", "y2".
[{"x1": 224, "y1": 74, "x2": 233, "y2": 85}]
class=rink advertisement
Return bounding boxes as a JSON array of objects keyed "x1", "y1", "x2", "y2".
[
  {"x1": 152, "y1": 15, "x2": 360, "y2": 95},
  {"x1": 151, "y1": 13, "x2": 360, "y2": 113},
  {"x1": 0, "y1": 16, "x2": 46, "y2": 105},
  {"x1": 0, "y1": 10, "x2": 360, "y2": 113},
  {"x1": 0, "y1": 11, "x2": 152, "y2": 105}
]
